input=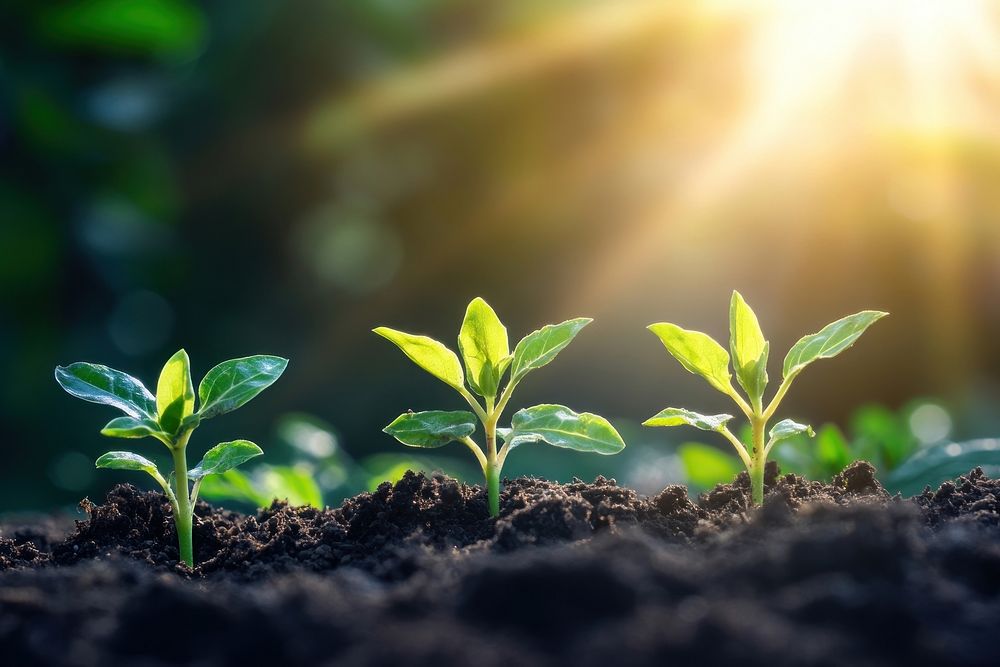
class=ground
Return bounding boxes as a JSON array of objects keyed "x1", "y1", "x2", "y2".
[{"x1": 1, "y1": 462, "x2": 999, "y2": 666}]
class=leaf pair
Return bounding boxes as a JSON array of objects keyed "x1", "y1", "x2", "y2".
[
  {"x1": 374, "y1": 297, "x2": 591, "y2": 401},
  {"x1": 647, "y1": 291, "x2": 886, "y2": 422},
  {"x1": 384, "y1": 404, "x2": 624, "y2": 457},
  {"x1": 96, "y1": 440, "x2": 263, "y2": 485},
  {"x1": 56, "y1": 352, "x2": 288, "y2": 440}
]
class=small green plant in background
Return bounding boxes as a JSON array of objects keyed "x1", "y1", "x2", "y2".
[
  {"x1": 375, "y1": 297, "x2": 626, "y2": 517},
  {"x1": 644, "y1": 291, "x2": 886, "y2": 505},
  {"x1": 55, "y1": 351, "x2": 287, "y2": 566}
]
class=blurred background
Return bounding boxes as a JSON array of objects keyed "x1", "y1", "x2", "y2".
[{"x1": 3, "y1": 0, "x2": 1000, "y2": 513}]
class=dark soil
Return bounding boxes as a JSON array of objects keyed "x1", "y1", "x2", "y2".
[{"x1": 2, "y1": 462, "x2": 999, "y2": 666}]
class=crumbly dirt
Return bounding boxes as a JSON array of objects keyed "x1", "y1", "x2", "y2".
[{"x1": 1, "y1": 462, "x2": 998, "y2": 666}]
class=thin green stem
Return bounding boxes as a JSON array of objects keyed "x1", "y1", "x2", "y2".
[
  {"x1": 749, "y1": 415, "x2": 767, "y2": 505},
  {"x1": 170, "y1": 430, "x2": 194, "y2": 568},
  {"x1": 460, "y1": 436, "x2": 487, "y2": 471},
  {"x1": 494, "y1": 377, "x2": 518, "y2": 419},
  {"x1": 459, "y1": 387, "x2": 489, "y2": 423},
  {"x1": 719, "y1": 426, "x2": 752, "y2": 469},
  {"x1": 484, "y1": 417, "x2": 501, "y2": 518},
  {"x1": 763, "y1": 373, "x2": 796, "y2": 421},
  {"x1": 726, "y1": 386, "x2": 754, "y2": 420}
]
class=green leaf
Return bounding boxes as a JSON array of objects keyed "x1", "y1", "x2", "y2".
[
  {"x1": 156, "y1": 349, "x2": 195, "y2": 426},
  {"x1": 457, "y1": 297, "x2": 510, "y2": 398},
  {"x1": 188, "y1": 440, "x2": 263, "y2": 480},
  {"x1": 54, "y1": 363, "x2": 157, "y2": 419},
  {"x1": 883, "y1": 439, "x2": 1000, "y2": 497},
  {"x1": 502, "y1": 404, "x2": 625, "y2": 454},
  {"x1": 509, "y1": 318, "x2": 591, "y2": 385},
  {"x1": 96, "y1": 451, "x2": 160, "y2": 476},
  {"x1": 643, "y1": 407, "x2": 734, "y2": 431},
  {"x1": 100, "y1": 416, "x2": 166, "y2": 440},
  {"x1": 782, "y1": 311, "x2": 888, "y2": 379},
  {"x1": 769, "y1": 418, "x2": 815, "y2": 445},
  {"x1": 729, "y1": 291, "x2": 769, "y2": 401},
  {"x1": 678, "y1": 442, "x2": 743, "y2": 489},
  {"x1": 384, "y1": 410, "x2": 478, "y2": 448},
  {"x1": 373, "y1": 327, "x2": 465, "y2": 391},
  {"x1": 197, "y1": 355, "x2": 288, "y2": 420},
  {"x1": 647, "y1": 323, "x2": 733, "y2": 395}
]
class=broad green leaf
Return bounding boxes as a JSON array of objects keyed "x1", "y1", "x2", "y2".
[
  {"x1": 54, "y1": 363, "x2": 156, "y2": 419},
  {"x1": 458, "y1": 297, "x2": 510, "y2": 397},
  {"x1": 509, "y1": 318, "x2": 591, "y2": 384},
  {"x1": 729, "y1": 291, "x2": 769, "y2": 401},
  {"x1": 678, "y1": 442, "x2": 743, "y2": 488},
  {"x1": 100, "y1": 416, "x2": 166, "y2": 440},
  {"x1": 384, "y1": 410, "x2": 477, "y2": 448},
  {"x1": 156, "y1": 349, "x2": 194, "y2": 425},
  {"x1": 643, "y1": 407, "x2": 734, "y2": 431},
  {"x1": 197, "y1": 355, "x2": 288, "y2": 420},
  {"x1": 96, "y1": 451, "x2": 160, "y2": 476},
  {"x1": 769, "y1": 418, "x2": 815, "y2": 445},
  {"x1": 782, "y1": 311, "x2": 888, "y2": 379},
  {"x1": 883, "y1": 439, "x2": 1000, "y2": 497},
  {"x1": 647, "y1": 323, "x2": 733, "y2": 395},
  {"x1": 373, "y1": 327, "x2": 465, "y2": 391},
  {"x1": 501, "y1": 404, "x2": 625, "y2": 454},
  {"x1": 188, "y1": 440, "x2": 263, "y2": 480}
]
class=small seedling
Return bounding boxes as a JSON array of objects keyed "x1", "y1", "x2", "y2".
[
  {"x1": 644, "y1": 291, "x2": 886, "y2": 505},
  {"x1": 55, "y1": 351, "x2": 287, "y2": 566},
  {"x1": 375, "y1": 297, "x2": 625, "y2": 517}
]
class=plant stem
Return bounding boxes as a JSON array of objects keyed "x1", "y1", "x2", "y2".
[
  {"x1": 171, "y1": 430, "x2": 194, "y2": 568},
  {"x1": 484, "y1": 417, "x2": 500, "y2": 518},
  {"x1": 749, "y1": 415, "x2": 766, "y2": 506}
]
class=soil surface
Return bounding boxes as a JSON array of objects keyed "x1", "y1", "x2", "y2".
[{"x1": 1, "y1": 462, "x2": 999, "y2": 666}]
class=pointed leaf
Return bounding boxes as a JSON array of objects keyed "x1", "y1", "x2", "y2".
[
  {"x1": 729, "y1": 291, "x2": 769, "y2": 401},
  {"x1": 156, "y1": 349, "x2": 195, "y2": 423},
  {"x1": 643, "y1": 407, "x2": 734, "y2": 431},
  {"x1": 384, "y1": 410, "x2": 477, "y2": 448},
  {"x1": 198, "y1": 355, "x2": 288, "y2": 420},
  {"x1": 769, "y1": 418, "x2": 815, "y2": 444},
  {"x1": 502, "y1": 404, "x2": 625, "y2": 454},
  {"x1": 647, "y1": 323, "x2": 733, "y2": 395},
  {"x1": 96, "y1": 451, "x2": 160, "y2": 476},
  {"x1": 458, "y1": 297, "x2": 509, "y2": 397},
  {"x1": 188, "y1": 440, "x2": 263, "y2": 480},
  {"x1": 509, "y1": 318, "x2": 591, "y2": 385},
  {"x1": 100, "y1": 416, "x2": 167, "y2": 440},
  {"x1": 373, "y1": 327, "x2": 465, "y2": 391},
  {"x1": 55, "y1": 363, "x2": 156, "y2": 419},
  {"x1": 782, "y1": 311, "x2": 888, "y2": 379}
]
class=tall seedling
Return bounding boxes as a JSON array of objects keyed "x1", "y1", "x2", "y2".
[
  {"x1": 645, "y1": 292, "x2": 886, "y2": 505},
  {"x1": 56, "y1": 351, "x2": 287, "y2": 566},
  {"x1": 375, "y1": 298, "x2": 625, "y2": 517}
]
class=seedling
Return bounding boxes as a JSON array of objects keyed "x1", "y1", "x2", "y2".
[
  {"x1": 375, "y1": 297, "x2": 625, "y2": 517},
  {"x1": 644, "y1": 291, "x2": 886, "y2": 505},
  {"x1": 55, "y1": 351, "x2": 287, "y2": 566}
]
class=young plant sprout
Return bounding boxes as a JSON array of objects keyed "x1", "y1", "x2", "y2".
[
  {"x1": 55, "y1": 351, "x2": 287, "y2": 566},
  {"x1": 645, "y1": 292, "x2": 887, "y2": 505},
  {"x1": 375, "y1": 297, "x2": 625, "y2": 517}
]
